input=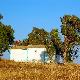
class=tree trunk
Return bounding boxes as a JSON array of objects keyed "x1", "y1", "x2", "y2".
[{"x1": 64, "y1": 36, "x2": 69, "y2": 63}]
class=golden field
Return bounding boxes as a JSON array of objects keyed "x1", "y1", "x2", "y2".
[{"x1": 0, "y1": 59, "x2": 80, "y2": 80}]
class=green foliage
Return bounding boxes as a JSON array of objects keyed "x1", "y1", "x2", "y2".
[
  {"x1": 45, "y1": 38, "x2": 56, "y2": 61},
  {"x1": 50, "y1": 29, "x2": 63, "y2": 54},
  {"x1": 61, "y1": 15, "x2": 80, "y2": 40},
  {"x1": 61, "y1": 15, "x2": 80, "y2": 62},
  {"x1": 0, "y1": 15, "x2": 14, "y2": 55},
  {"x1": 27, "y1": 27, "x2": 49, "y2": 45}
]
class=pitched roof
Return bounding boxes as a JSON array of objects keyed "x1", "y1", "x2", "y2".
[{"x1": 11, "y1": 45, "x2": 45, "y2": 49}]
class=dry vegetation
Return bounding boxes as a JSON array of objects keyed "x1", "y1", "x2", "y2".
[{"x1": 0, "y1": 59, "x2": 80, "y2": 80}]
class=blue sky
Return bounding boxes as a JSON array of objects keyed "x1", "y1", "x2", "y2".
[{"x1": 0, "y1": 0, "x2": 80, "y2": 40}]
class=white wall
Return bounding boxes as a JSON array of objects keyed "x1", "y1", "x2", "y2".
[
  {"x1": 10, "y1": 49, "x2": 28, "y2": 62},
  {"x1": 27, "y1": 48, "x2": 46, "y2": 61},
  {"x1": 10, "y1": 48, "x2": 47, "y2": 62}
]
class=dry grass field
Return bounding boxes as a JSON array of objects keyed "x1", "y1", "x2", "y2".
[{"x1": 0, "y1": 59, "x2": 80, "y2": 80}]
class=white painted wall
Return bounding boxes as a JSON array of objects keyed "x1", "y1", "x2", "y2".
[
  {"x1": 9, "y1": 48, "x2": 47, "y2": 62},
  {"x1": 10, "y1": 49, "x2": 28, "y2": 62},
  {"x1": 27, "y1": 48, "x2": 46, "y2": 61}
]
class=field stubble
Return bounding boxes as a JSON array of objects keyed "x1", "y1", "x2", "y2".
[{"x1": 0, "y1": 59, "x2": 80, "y2": 80}]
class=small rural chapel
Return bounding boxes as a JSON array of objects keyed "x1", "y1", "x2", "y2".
[{"x1": 9, "y1": 45, "x2": 50, "y2": 62}]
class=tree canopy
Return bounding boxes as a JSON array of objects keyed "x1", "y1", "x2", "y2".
[
  {"x1": 50, "y1": 29, "x2": 63, "y2": 54},
  {"x1": 0, "y1": 14, "x2": 14, "y2": 55},
  {"x1": 26, "y1": 27, "x2": 49, "y2": 45},
  {"x1": 60, "y1": 15, "x2": 80, "y2": 62}
]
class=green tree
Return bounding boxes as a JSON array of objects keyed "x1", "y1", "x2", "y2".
[
  {"x1": 60, "y1": 15, "x2": 80, "y2": 62},
  {"x1": 50, "y1": 29, "x2": 63, "y2": 53},
  {"x1": 50, "y1": 29, "x2": 63, "y2": 63},
  {"x1": 0, "y1": 14, "x2": 14, "y2": 56},
  {"x1": 45, "y1": 39, "x2": 56, "y2": 62},
  {"x1": 27, "y1": 27, "x2": 49, "y2": 45}
]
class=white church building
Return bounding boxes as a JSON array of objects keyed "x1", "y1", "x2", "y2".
[{"x1": 9, "y1": 45, "x2": 50, "y2": 62}]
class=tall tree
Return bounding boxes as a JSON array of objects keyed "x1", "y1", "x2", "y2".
[
  {"x1": 60, "y1": 15, "x2": 80, "y2": 62},
  {"x1": 0, "y1": 14, "x2": 14, "y2": 55}
]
